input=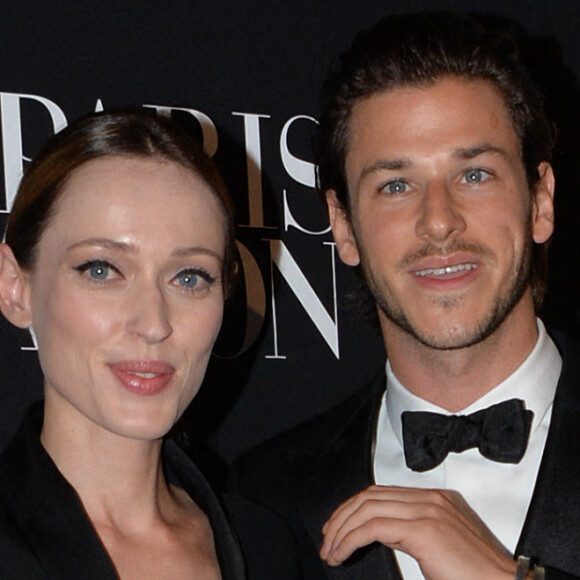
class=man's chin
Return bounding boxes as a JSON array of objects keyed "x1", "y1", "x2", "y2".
[
  {"x1": 380, "y1": 310, "x2": 504, "y2": 351},
  {"x1": 412, "y1": 328, "x2": 488, "y2": 351}
]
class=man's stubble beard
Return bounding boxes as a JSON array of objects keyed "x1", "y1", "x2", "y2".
[{"x1": 357, "y1": 220, "x2": 534, "y2": 351}]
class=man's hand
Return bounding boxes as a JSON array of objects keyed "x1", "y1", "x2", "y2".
[{"x1": 320, "y1": 485, "x2": 520, "y2": 580}]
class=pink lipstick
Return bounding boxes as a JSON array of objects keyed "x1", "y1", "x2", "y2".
[{"x1": 109, "y1": 360, "x2": 175, "y2": 396}]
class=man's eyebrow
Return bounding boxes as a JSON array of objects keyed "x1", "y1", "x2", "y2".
[
  {"x1": 354, "y1": 145, "x2": 510, "y2": 189},
  {"x1": 359, "y1": 145, "x2": 509, "y2": 177},
  {"x1": 359, "y1": 158, "x2": 411, "y2": 180},
  {"x1": 453, "y1": 144, "x2": 509, "y2": 160}
]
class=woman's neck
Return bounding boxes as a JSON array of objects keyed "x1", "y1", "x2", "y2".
[{"x1": 40, "y1": 393, "x2": 174, "y2": 530}]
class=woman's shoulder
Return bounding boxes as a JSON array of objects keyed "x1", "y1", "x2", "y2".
[{"x1": 0, "y1": 499, "x2": 49, "y2": 579}]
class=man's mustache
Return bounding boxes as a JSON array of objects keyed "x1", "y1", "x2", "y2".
[{"x1": 397, "y1": 240, "x2": 496, "y2": 272}]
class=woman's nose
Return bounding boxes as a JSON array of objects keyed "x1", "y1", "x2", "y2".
[{"x1": 125, "y1": 284, "x2": 172, "y2": 343}]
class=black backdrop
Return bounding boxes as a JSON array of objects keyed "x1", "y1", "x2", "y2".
[{"x1": 1, "y1": 1, "x2": 580, "y2": 476}]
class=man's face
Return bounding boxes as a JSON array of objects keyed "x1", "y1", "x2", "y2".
[{"x1": 328, "y1": 78, "x2": 554, "y2": 350}]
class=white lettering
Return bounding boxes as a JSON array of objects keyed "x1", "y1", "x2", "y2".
[
  {"x1": 279, "y1": 115, "x2": 317, "y2": 187},
  {"x1": 267, "y1": 239, "x2": 339, "y2": 358},
  {"x1": 143, "y1": 104, "x2": 218, "y2": 157},
  {"x1": 233, "y1": 111, "x2": 271, "y2": 228},
  {"x1": 0, "y1": 92, "x2": 67, "y2": 212},
  {"x1": 283, "y1": 188, "x2": 331, "y2": 235}
]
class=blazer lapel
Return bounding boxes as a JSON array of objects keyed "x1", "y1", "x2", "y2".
[
  {"x1": 516, "y1": 332, "x2": 580, "y2": 575},
  {"x1": 288, "y1": 371, "x2": 402, "y2": 580},
  {"x1": 0, "y1": 404, "x2": 119, "y2": 580}
]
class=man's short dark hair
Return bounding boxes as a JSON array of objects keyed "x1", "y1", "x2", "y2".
[{"x1": 315, "y1": 11, "x2": 555, "y2": 307}]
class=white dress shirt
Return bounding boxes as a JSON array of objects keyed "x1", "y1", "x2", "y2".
[{"x1": 373, "y1": 320, "x2": 562, "y2": 580}]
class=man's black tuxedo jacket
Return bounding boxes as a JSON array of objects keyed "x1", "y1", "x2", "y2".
[
  {"x1": 0, "y1": 403, "x2": 246, "y2": 580},
  {"x1": 226, "y1": 331, "x2": 580, "y2": 580}
]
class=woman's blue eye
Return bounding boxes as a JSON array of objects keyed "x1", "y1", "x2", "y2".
[
  {"x1": 75, "y1": 260, "x2": 116, "y2": 281},
  {"x1": 177, "y1": 271, "x2": 199, "y2": 288},
  {"x1": 88, "y1": 264, "x2": 110, "y2": 280},
  {"x1": 174, "y1": 269, "x2": 216, "y2": 290}
]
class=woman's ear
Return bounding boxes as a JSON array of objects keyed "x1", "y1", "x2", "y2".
[{"x1": 0, "y1": 244, "x2": 33, "y2": 328}]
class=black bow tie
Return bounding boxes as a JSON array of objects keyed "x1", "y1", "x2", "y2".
[{"x1": 401, "y1": 399, "x2": 533, "y2": 472}]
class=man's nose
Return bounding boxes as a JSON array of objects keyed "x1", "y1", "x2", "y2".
[{"x1": 415, "y1": 181, "x2": 467, "y2": 243}]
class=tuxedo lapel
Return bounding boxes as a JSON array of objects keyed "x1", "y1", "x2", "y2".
[
  {"x1": 286, "y1": 371, "x2": 402, "y2": 580},
  {"x1": 516, "y1": 332, "x2": 580, "y2": 575}
]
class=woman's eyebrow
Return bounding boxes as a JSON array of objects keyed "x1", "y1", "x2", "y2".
[
  {"x1": 67, "y1": 238, "x2": 133, "y2": 252},
  {"x1": 172, "y1": 247, "x2": 223, "y2": 262}
]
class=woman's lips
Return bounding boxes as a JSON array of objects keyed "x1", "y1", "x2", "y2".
[{"x1": 108, "y1": 360, "x2": 175, "y2": 396}]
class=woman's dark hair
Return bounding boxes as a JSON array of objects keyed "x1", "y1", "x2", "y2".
[
  {"x1": 315, "y1": 11, "x2": 555, "y2": 307},
  {"x1": 5, "y1": 108, "x2": 237, "y2": 297}
]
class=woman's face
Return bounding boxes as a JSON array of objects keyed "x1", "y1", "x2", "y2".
[{"x1": 24, "y1": 156, "x2": 226, "y2": 441}]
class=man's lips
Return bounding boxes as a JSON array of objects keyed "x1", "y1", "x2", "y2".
[
  {"x1": 408, "y1": 253, "x2": 482, "y2": 285},
  {"x1": 413, "y1": 263, "x2": 478, "y2": 279},
  {"x1": 108, "y1": 360, "x2": 175, "y2": 396}
]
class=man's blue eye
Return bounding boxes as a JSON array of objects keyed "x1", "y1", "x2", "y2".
[
  {"x1": 463, "y1": 169, "x2": 490, "y2": 183},
  {"x1": 383, "y1": 180, "x2": 408, "y2": 194}
]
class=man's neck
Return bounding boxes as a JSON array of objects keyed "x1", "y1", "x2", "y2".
[{"x1": 380, "y1": 298, "x2": 540, "y2": 412}]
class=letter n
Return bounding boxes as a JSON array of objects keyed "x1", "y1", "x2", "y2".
[{"x1": 269, "y1": 239, "x2": 339, "y2": 358}]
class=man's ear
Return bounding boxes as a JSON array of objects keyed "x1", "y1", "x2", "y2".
[
  {"x1": 326, "y1": 190, "x2": 361, "y2": 266},
  {"x1": 0, "y1": 244, "x2": 33, "y2": 329},
  {"x1": 531, "y1": 161, "x2": 555, "y2": 244}
]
